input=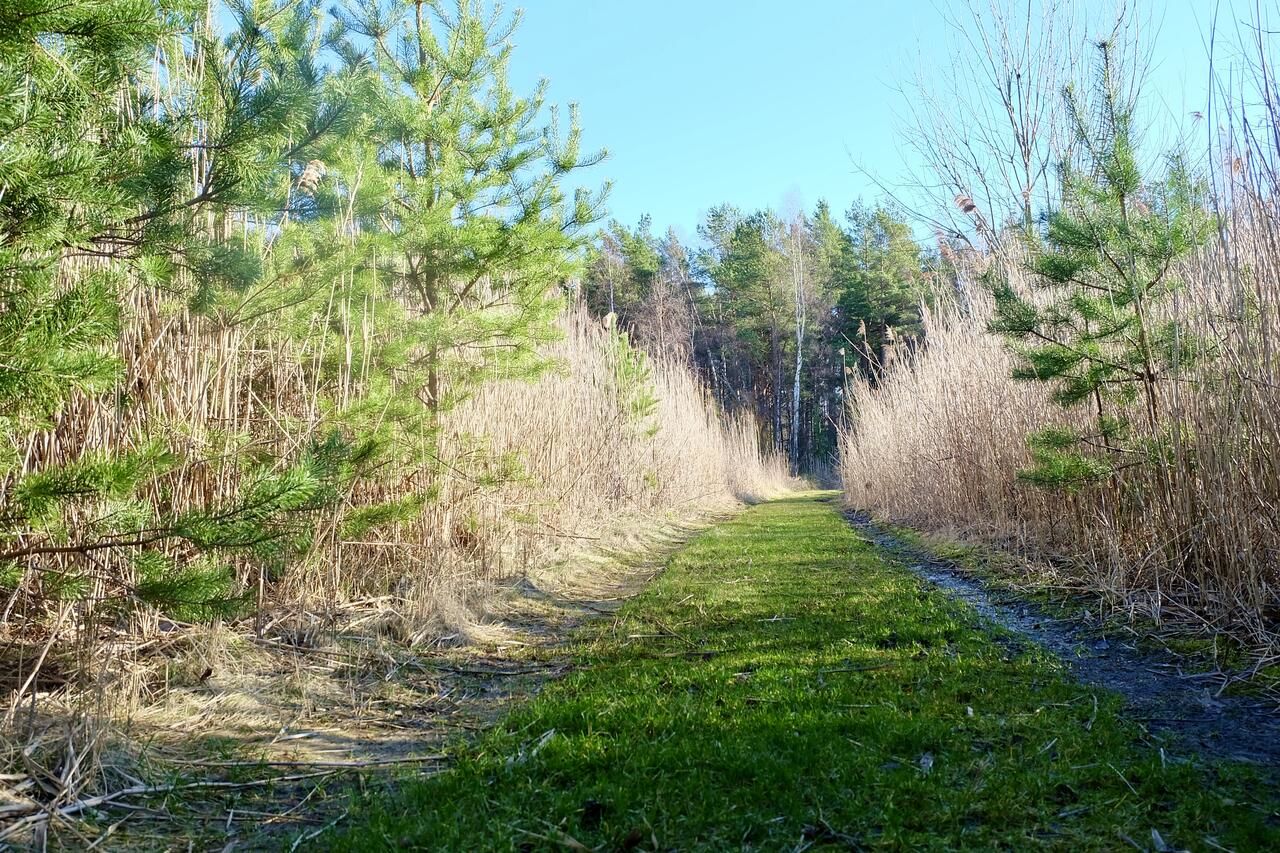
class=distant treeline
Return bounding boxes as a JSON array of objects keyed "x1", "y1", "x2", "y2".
[{"x1": 577, "y1": 203, "x2": 942, "y2": 471}]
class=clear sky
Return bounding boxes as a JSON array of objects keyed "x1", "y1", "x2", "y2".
[{"x1": 503, "y1": 1, "x2": 1232, "y2": 239}]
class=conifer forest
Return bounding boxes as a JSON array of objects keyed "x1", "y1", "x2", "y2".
[{"x1": 2, "y1": 1, "x2": 1280, "y2": 850}]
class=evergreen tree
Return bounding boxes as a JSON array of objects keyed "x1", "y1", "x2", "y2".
[
  {"x1": 0, "y1": 0, "x2": 173, "y2": 435},
  {"x1": 989, "y1": 42, "x2": 1211, "y2": 490},
  {"x1": 333, "y1": 0, "x2": 607, "y2": 419},
  {"x1": 0, "y1": 1, "x2": 353, "y2": 622},
  {"x1": 799, "y1": 201, "x2": 847, "y2": 462},
  {"x1": 708, "y1": 211, "x2": 791, "y2": 447},
  {"x1": 0, "y1": 0, "x2": 614, "y2": 646},
  {"x1": 581, "y1": 217, "x2": 660, "y2": 326},
  {"x1": 836, "y1": 203, "x2": 927, "y2": 374}
]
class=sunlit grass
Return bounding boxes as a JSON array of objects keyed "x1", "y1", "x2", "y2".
[{"x1": 328, "y1": 494, "x2": 1278, "y2": 851}]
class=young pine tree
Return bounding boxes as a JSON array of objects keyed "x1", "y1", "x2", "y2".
[
  {"x1": 989, "y1": 42, "x2": 1211, "y2": 491},
  {"x1": 334, "y1": 0, "x2": 607, "y2": 421},
  {"x1": 0, "y1": 0, "x2": 174, "y2": 439},
  {"x1": 0, "y1": 1, "x2": 353, "y2": 625}
]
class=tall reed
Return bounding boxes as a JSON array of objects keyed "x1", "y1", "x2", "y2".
[
  {"x1": 839, "y1": 218, "x2": 1280, "y2": 643},
  {"x1": 2, "y1": 293, "x2": 788, "y2": 710}
]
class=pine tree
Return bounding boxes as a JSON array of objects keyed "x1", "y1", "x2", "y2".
[
  {"x1": 706, "y1": 211, "x2": 791, "y2": 449},
  {"x1": 0, "y1": 1, "x2": 352, "y2": 622},
  {"x1": 989, "y1": 42, "x2": 1211, "y2": 491},
  {"x1": 836, "y1": 203, "x2": 927, "y2": 375},
  {"x1": 0, "y1": 0, "x2": 171, "y2": 435},
  {"x1": 581, "y1": 217, "x2": 661, "y2": 327},
  {"x1": 800, "y1": 201, "x2": 847, "y2": 461},
  {"x1": 333, "y1": 0, "x2": 607, "y2": 420}
]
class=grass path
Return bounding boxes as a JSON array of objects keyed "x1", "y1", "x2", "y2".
[{"x1": 327, "y1": 493, "x2": 1278, "y2": 851}]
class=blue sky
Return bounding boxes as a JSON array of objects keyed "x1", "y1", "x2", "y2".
[{"x1": 503, "y1": 1, "x2": 1230, "y2": 238}]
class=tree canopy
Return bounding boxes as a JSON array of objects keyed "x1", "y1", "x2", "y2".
[{"x1": 579, "y1": 201, "x2": 933, "y2": 470}]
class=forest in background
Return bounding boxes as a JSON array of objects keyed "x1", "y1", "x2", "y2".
[{"x1": 576, "y1": 202, "x2": 931, "y2": 473}]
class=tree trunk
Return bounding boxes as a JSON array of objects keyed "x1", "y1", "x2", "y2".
[{"x1": 790, "y1": 226, "x2": 806, "y2": 473}]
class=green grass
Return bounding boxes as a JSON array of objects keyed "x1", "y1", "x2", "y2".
[{"x1": 326, "y1": 493, "x2": 1278, "y2": 851}]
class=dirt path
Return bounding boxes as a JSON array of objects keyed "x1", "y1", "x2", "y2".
[{"x1": 844, "y1": 507, "x2": 1280, "y2": 768}]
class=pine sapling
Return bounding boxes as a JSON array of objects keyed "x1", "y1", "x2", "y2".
[{"x1": 990, "y1": 40, "x2": 1211, "y2": 492}]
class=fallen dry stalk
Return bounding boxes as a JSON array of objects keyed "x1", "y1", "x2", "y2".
[
  {"x1": 0, "y1": 769, "x2": 348, "y2": 842},
  {"x1": 0, "y1": 752, "x2": 448, "y2": 842}
]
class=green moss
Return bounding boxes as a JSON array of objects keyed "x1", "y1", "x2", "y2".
[{"x1": 326, "y1": 494, "x2": 1279, "y2": 851}]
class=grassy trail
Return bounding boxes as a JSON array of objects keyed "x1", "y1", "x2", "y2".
[{"x1": 328, "y1": 493, "x2": 1277, "y2": 851}]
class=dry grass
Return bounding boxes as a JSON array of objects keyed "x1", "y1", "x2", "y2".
[
  {"x1": 838, "y1": 0, "x2": 1280, "y2": 657},
  {"x1": 838, "y1": 204, "x2": 1280, "y2": 649},
  {"x1": 0, "y1": 294, "x2": 789, "y2": 839}
]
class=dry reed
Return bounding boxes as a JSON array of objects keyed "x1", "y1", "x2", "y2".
[
  {"x1": 839, "y1": 210, "x2": 1280, "y2": 646},
  {"x1": 0, "y1": 294, "x2": 788, "y2": 817}
]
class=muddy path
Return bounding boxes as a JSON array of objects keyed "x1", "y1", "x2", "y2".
[{"x1": 843, "y1": 508, "x2": 1280, "y2": 769}]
